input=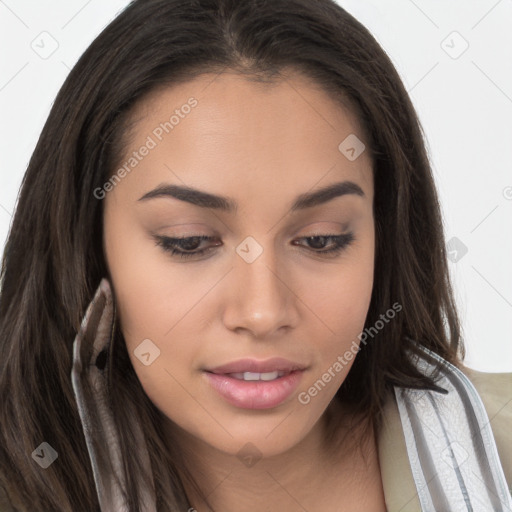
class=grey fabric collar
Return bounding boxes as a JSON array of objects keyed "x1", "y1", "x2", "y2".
[
  {"x1": 395, "y1": 344, "x2": 512, "y2": 511},
  {"x1": 71, "y1": 278, "x2": 157, "y2": 512}
]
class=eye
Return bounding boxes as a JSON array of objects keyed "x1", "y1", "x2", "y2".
[
  {"x1": 153, "y1": 233, "x2": 355, "y2": 260},
  {"x1": 292, "y1": 233, "x2": 355, "y2": 257},
  {"x1": 154, "y1": 235, "x2": 220, "y2": 260}
]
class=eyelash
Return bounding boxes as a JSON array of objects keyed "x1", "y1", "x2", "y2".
[{"x1": 153, "y1": 233, "x2": 355, "y2": 260}]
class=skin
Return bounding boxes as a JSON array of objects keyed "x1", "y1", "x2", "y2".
[{"x1": 103, "y1": 70, "x2": 384, "y2": 511}]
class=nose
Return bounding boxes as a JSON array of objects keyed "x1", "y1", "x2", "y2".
[{"x1": 221, "y1": 244, "x2": 300, "y2": 339}]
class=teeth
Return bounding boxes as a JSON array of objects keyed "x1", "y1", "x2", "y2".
[
  {"x1": 229, "y1": 371, "x2": 286, "y2": 381},
  {"x1": 260, "y1": 371, "x2": 280, "y2": 381},
  {"x1": 244, "y1": 371, "x2": 264, "y2": 381}
]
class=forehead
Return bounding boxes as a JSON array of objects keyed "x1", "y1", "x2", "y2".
[{"x1": 109, "y1": 70, "x2": 373, "y2": 206}]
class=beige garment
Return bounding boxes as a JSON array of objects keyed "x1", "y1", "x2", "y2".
[{"x1": 379, "y1": 366, "x2": 512, "y2": 511}]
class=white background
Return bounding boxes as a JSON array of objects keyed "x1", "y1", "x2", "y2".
[{"x1": 0, "y1": 0, "x2": 511, "y2": 372}]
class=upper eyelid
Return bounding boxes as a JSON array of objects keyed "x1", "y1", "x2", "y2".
[
  {"x1": 161, "y1": 232, "x2": 349, "y2": 241},
  {"x1": 154, "y1": 220, "x2": 351, "y2": 238}
]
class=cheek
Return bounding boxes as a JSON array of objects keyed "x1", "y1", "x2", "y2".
[
  {"x1": 319, "y1": 237, "x2": 374, "y2": 323},
  {"x1": 307, "y1": 232, "x2": 374, "y2": 369},
  {"x1": 103, "y1": 206, "x2": 198, "y2": 341},
  {"x1": 310, "y1": 262, "x2": 373, "y2": 326},
  {"x1": 103, "y1": 207, "x2": 211, "y2": 409},
  {"x1": 294, "y1": 254, "x2": 374, "y2": 428}
]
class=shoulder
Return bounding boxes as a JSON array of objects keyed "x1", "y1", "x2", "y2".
[{"x1": 460, "y1": 364, "x2": 512, "y2": 491}]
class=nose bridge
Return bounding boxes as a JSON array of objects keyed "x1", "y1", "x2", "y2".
[{"x1": 223, "y1": 237, "x2": 297, "y2": 336}]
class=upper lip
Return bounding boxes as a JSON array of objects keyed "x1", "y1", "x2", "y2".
[{"x1": 205, "y1": 357, "x2": 308, "y2": 375}]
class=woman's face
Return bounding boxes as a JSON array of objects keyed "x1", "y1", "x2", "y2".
[{"x1": 103, "y1": 71, "x2": 375, "y2": 459}]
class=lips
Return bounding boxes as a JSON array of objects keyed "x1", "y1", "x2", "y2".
[{"x1": 203, "y1": 357, "x2": 308, "y2": 409}]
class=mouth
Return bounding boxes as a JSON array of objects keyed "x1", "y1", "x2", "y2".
[
  {"x1": 221, "y1": 370, "x2": 290, "y2": 381},
  {"x1": 203, "y1": 368, "x2": 306, "y2": 410}
]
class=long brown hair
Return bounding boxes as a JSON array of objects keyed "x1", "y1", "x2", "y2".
[{"x1": 0, "y1": 0, "x2": 462, "y2": 510}]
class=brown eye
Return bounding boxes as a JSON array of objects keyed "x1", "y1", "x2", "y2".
[
  {"x1": 292, "y1": 233, "x2": 354, "y2": 256},
  {"x1": 154, "y1": 235, "x2": 221, "y2": 259},
  {"x1": 153, "y1": 233, "x2": 354, "y2": 261}
]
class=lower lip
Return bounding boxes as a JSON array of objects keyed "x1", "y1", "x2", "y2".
[{"x1": 203, "y1": 370, "x2": 304, "y2": 410}]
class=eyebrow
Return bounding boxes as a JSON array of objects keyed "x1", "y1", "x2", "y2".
[{"x1": 137, "y1": 180, "x2": 365, "y2": 213}]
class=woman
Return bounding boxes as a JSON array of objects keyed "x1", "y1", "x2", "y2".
[{"x1": 0, "y1": 0, "x2": 510, "y2": 510}]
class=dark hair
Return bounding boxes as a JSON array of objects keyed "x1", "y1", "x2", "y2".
[{"x1": 0, "y1": 0, "x2": 462, "y2": 510}]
